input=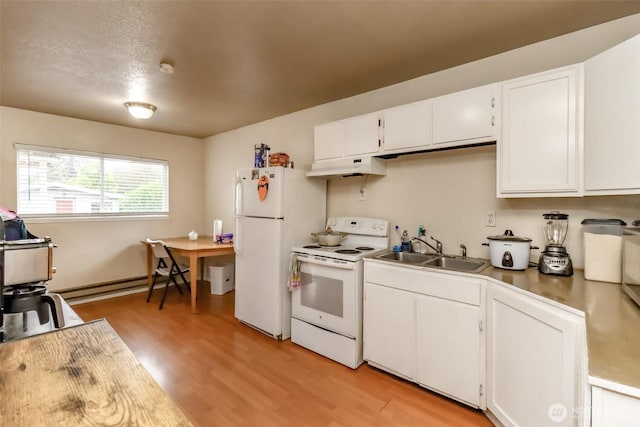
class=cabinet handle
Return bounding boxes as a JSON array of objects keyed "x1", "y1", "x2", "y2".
[
  {"x1": 491, "y1": 116, "x2": 495, "y2": 126},
  {"x1": 491, "y1": 97, "x2": 495, "y2": 108}
]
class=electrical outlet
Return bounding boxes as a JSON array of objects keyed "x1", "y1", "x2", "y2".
[
  {"x1": 486, "y1": 211, "x2": 496, "y2": 227},
  {"x1": 359, "y1": 188, "x2": 367, "y2": 201}
]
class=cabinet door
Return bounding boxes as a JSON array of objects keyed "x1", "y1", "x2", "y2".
[
  {"x1": 416, "y1": 295, "x2": 481, "y2": 408},
  {"x1": 433, "y1": 84, "x2": 496, "y2": 146},
  {"x1": 381, "y1": 99, "x2": 432, "y2": 153},
  {"x1": 487, "y1": 284, "x2": 583, "y2": 427},
  {"x1": 498, "y1": 65, "x2": 583, "y2": 197},
  {"x1": 344, "y1": 112, "x2": 380, "y2": 157},
  {"x1": 363, "y1": 282, "x2": 415, "y2": 380},
  {"x1": 591, "y1": 386, "x2": 640, "y2": 427},
  {"x1": 314, "y1": 121, "x2": 344, "y2": 161},
  {"x1": 585, "y1": 34, "x2": 640, "y2": 195}
]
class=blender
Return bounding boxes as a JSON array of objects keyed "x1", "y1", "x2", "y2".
[{"x1": 538, "y1": 211, "x2": 574, "y2": 276}]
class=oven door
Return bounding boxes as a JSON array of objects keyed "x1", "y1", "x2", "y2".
[{"x1": 291, "y1": 254, "x2": 361, "y2": 338}]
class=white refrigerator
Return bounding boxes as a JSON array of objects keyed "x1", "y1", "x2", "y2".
[{"x1": 234, "y1": 166, "x2": 326, "y2": 340}]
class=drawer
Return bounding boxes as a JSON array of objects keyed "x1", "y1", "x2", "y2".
[{"x1": 365, "y1": 262, "x2": 482, "y2": 306}]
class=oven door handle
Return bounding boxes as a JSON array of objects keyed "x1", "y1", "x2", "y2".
[{"x1": 296, "y1": 253, "x2": 356, "y2": 270}]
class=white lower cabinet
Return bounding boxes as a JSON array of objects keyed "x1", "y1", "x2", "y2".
[
  {"x1": 416, "y1": 295, "x2": 482, "y2": 407},
  {"x1": 487, "y1": 283, "x2": 586, "y2": 427},
  {"x1": 591, "y1": 386, "x2": 640, "y2": 427},
  {"x1": 363, "y1": 261, "x2": 484, "y2": 408},
  {"x1": 363, "y1": 282, "x2": 415, "y2": 380}
]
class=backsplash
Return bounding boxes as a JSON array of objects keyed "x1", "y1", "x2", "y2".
[{"x1": 326, "y1": 145, "x2": 640, "y2": 268}]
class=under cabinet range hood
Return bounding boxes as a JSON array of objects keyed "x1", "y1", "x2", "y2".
[{"x1": 306, "y1": 157, "x2": 386, "y2": 178}]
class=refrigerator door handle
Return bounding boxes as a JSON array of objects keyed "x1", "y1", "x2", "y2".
[
  {"x1": 234, "y1": 175, "x2": 243, "y2": 216},
  {"x1": 234, "y1": 217, "x2": 241, "y2": 255}
]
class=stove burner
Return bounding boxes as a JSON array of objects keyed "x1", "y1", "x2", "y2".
[
  {"x1": 303, "y1": 244, "x2": 322, "y2": 249},
  {"x1": 335, "y1": 249, "x2": 361, "y2": 255},
  {"x1": 355, "y1": 246, "x2": 375, "y2": 251}
]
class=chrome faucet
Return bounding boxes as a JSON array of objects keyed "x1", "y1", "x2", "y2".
[
  {"x1": 460, "y1": 243, "x2": 467, "y2": 258},
  {"x1": 430, "y1": 236, "x2": 443, "y2": 254},
  {"x1": 411, "y1": 237, "x2": 441, "y2": 254}
]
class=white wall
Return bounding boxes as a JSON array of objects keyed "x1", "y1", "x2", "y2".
[
  {"x1": 3, "y1": 15, "x2": 639, "y2": 292},
  {"x1": 0, "y1": 107, "x2": 205, "y2": 291},
  {"x1": 205, "y1": 14, "x2": 640, "y2": 269}
]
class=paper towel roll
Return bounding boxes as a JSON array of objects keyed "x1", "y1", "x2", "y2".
[{"x1": 213, "y1": 220, "x2": 222, "y2": 242}]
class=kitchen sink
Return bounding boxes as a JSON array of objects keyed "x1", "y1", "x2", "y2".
[
  {"x1": 374, "y1": 251, "x2": 489, "y2": 273},
  {"x1": 376, "y1": 252, "x2": 438, "y2": 264},
  {"x1": 422, "y1": 255, "x2": 489, "y2": 273}
]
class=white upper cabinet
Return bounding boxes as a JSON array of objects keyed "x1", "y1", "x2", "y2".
[
  {"x1": 313, "y1": 121, "x2": 344, "y2": 161},
  {"x1": 497, "y1": 64, "x2": 584, "y2": 197},
  {"x1": 432, "y1": 83, "x2": 497, "y2": 146},
  {"x1": 584, "y1": 34, "x2": 640, "y2": 195},
  {"x1": 343, "y1": 112, "x2": 381, "y2": 157},
  {"x1": 379, "y1": 84, "x2": 496, "y2": 157},
  {"x1": 314, "y1": 83, "x2": 498, "y2": 162},
  {"x1": 380, "y1": 99, "x2": 433, "y2": 154},
  {"x1": 313, "y1": 113, "x2": 380, "y2": 162}
]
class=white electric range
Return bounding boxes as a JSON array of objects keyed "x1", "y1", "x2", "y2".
[{"x1": 290, "y1": 216, "x2": 389, "y2": 368}]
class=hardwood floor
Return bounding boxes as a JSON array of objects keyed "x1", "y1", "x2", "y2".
[{"x1": 73, "y1": 284, "x2": 493, "y2": 426}]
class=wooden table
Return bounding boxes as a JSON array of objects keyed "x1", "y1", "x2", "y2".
[
  {"x1": 0, "y1": 319, "x2": 192, "y2": 426},
  {"x1": 143, "y1": 236, "x2": 234, "y2": 313}
]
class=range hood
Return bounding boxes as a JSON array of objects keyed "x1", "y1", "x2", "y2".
[{"x1": 306, "y1": 157, "x2": 386, "y2": 178}]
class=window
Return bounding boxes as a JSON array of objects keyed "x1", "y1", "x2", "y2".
[{"x1": 16, "y1": 145, "x2": 169, "y2": 218}]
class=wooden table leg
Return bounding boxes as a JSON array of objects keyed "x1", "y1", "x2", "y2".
[{"x1": 189, "y1": 253, "x2": 198, "y2": 313}]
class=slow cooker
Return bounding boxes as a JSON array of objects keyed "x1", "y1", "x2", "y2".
[{"x1": 483, "y1": 229, "x2": 538, "y2": 270}]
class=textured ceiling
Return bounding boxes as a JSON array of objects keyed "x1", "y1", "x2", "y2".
[{"x1": 1, "y1": 1, "x2": 639, "y2": 138}]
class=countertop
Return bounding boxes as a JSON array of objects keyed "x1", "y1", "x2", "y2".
[
  {"x1": 2, "y1": 296, "x2": 84, "y2": 341},
  {"x1": 0, "y1": 319, "x2": 192, "y2": 426},
  {"x1": 482, "y1": 266, "x2": 640, "y2": 395}
]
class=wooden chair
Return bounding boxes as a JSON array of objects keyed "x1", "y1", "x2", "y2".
[{"x1": 145, "y1": 238, "x2": 190, "y2": 309}]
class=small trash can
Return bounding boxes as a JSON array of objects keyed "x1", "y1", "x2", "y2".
[
  {"x1": 581, "y1": 218, "x2": 627, "y2": 283},
  {"x1": 209, "y1": 262, "x2": 235, "y2": 295}
]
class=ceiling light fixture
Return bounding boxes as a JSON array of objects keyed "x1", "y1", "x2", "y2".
[
  {"x1": 124, "y1": 102, "x2": 157, "y2": 119},
  {"x1": 159, "y1": 62, "x2": 174, "y2": 74}
]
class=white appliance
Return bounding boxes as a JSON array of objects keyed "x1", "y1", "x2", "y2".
[
  {"x1": 234, "y1": 166, "x2": 326, "y2": 340},
  {"x1": 306, "y1": 157, "x2": 386, "y2": 178},
  {"x1": 290, "y1": 216, "x2": 389, "y2": 368}
]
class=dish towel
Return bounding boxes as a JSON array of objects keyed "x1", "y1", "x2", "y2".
[{"x1": 288, "y1": 252, "x2": 302, "y2": 291}]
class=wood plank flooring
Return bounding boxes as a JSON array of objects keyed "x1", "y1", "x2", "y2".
[{"x1": 73, "y1": 283, "x2": 493, "y2": 426}]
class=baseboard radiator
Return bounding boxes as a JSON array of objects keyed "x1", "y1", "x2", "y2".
[{"x1": 58, "y1": 276, "x2": 149, "y2": 305}]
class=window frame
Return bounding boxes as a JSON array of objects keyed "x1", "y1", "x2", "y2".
[{"x1": 15, "y1": 144, "x2": 170, "y2": 221}]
